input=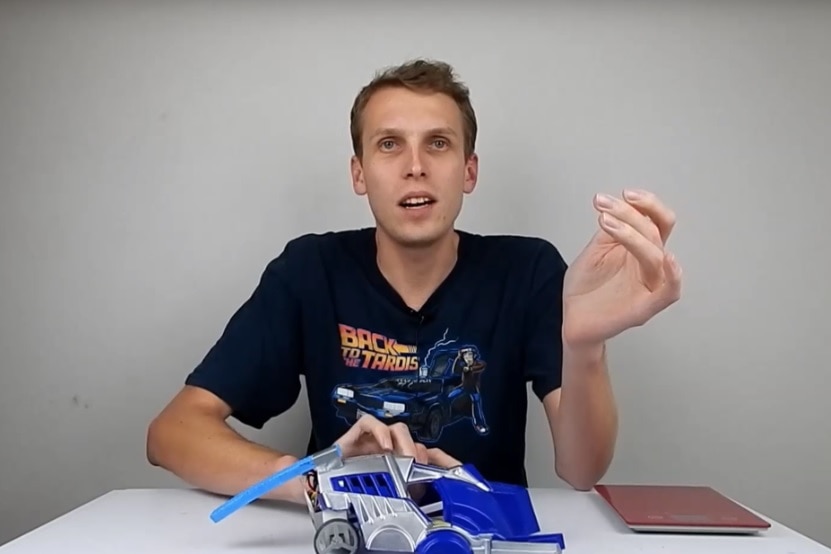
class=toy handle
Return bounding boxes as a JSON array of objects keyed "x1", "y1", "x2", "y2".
[{"x1": 210, "y1": 443, "x2": 341, "y2": 523}]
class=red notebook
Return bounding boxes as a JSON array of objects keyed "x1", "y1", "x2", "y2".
[{"x1": 594, "y1": 484, "x2": 771, "y2": 534}]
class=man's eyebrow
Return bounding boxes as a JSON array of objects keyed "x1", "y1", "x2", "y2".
[
  {"x1": 427, "y1": 127, "x2": 458, "y2": 137},
  {"x1": 369, "y1": 127, "x2": 459, "y2": 140}
]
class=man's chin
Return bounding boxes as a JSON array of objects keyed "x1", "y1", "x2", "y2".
[
  {"x1": 380, "y1": 225, "x2": 451, "y2": 250},
  {"x1": 400, "y1": 235, "x2": 443, "y2": 249}
]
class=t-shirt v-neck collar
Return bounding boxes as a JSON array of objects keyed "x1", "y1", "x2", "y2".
[{"x1": 356, "y1": 227, "x2": 472, "y2": 318}]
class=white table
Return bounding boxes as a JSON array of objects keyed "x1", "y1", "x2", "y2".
[{"x1": 1, "y1": 488, "x2": 828, "y2": 553}]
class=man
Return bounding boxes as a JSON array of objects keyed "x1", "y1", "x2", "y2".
[{"x1": 146, "y1": 59, "x2": 681, "y2": 505}]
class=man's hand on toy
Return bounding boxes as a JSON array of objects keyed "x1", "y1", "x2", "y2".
[
  {"x1": 422, "y1": 445, "x2": 461, "y2": 468},
  {"x1": 335, "y1": 414, "x2": 417, "y2": 459},
  {"x1": 562, "y1": 189, "x2": 682, "y2": 350},
  {"x1": 335, "y1": 414, "x2": 459, "y2": 467}
]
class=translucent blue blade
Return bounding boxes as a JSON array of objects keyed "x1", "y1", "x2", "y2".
[{"x1": 210, "y1": 455, "x2": 314, "y2": 523}]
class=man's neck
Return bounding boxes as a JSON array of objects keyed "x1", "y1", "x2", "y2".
[{"x1": 375, "y1": 229, "x2": 459, "y2": 312}]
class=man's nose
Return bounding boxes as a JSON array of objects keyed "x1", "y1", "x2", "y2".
[{"x1": 405, "y1": 146, "x2": 427, "y2": 178}]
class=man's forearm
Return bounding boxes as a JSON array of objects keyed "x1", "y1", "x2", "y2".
[
  {"x1": 146, "y1": 410, "x2": 306, "y2": 504},
  {"x1": 552, "y1": 341, "x2": 619, "y2": 490}
]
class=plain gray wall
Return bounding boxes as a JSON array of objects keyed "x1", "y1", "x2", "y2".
[{"x1": 1, "y1": 0, "x2": 829, "y2": 548}]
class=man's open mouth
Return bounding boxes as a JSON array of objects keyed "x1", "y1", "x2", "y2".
[{"x1": 399, "y1": 196, "x2": 436, "y2": 209}]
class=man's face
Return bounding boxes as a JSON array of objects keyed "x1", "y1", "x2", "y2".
[{"x1": 351, "y1": 86, "x2": 478, "y2": 248}]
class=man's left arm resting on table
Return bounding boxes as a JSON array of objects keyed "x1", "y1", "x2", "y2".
[{"x1": 543, "y1": 340, "x2": 618, "y2": 491}]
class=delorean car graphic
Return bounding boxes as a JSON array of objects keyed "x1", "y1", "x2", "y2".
[
  {"x1": 332, "y1": 343, "x2": 488, "y2": 442},
  {"x1": 210, "y1": 444, "x2": 566, "y2": 554}
]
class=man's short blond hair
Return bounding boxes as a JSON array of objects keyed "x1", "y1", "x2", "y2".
[{"x1": 350, "y1": 59, "x2": 478, "y2": 159}]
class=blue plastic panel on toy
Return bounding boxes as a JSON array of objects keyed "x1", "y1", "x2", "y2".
[
  {"x1": 330, "y1": 471, "x2": 399, "y2": 498},
  {"x1": 431, "y1": 463, "x2": 565, "y2": 550}
]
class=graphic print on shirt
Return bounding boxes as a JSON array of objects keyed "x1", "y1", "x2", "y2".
[{"x1": 331, "y1": 323, "x2": 488, "y2": 443}]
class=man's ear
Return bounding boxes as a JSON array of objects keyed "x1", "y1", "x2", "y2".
[
  {"x1": 463, "y1": 152, "x2": 479, "y2": 194},
  {"x1": 351, "y1": 155, "x2": 366, "y2": 195}
]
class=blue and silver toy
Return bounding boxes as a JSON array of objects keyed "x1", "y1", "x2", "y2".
[{"x1": 211, "y1": 444, "x2": 566, "y2": 553}]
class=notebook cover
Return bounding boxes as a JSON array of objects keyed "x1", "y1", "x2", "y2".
[{"x1": 594, "y1": 484, "x2": 771, "y2": 532}]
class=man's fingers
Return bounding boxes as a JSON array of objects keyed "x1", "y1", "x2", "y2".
[
  {"x1": 655, "y1": 252, "x2": 682, "y2": 310},
  {"x1": 415, "y1": 443, "x2": 429, "y2": 465},
  {"x1": 621, "y1": 189, "x2": 677, "y2": 244},
  {"x1": 389, "y1": 422, "x2": 420, "y2": 459},
  {"x1": 635, "y1": 252, "x2": 683, "y2": 326},
  {"x1": 337, "y1": 416, "x2": 452, "y2": 467},
  {"x1": 335, "y1": 418, "x2": 366, "y2": 455},
  {"x1": 338, "y1": 413, "x2": 392, "y2": 456},
  {"x1": 598, "y1": 212, "x2": 664, "y2": 290},
  {"x1": 360, "y1": 416, "x2": 394, "y2": 452},
  {"x1": 594, "y1": 193, "x2": 663, "y2": 248},
  {"x1": 426, "y1": 447, "x2": 462, "y2": 468}
]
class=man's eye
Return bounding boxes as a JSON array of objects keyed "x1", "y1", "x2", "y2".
[
  {"x1": 380, "y1": 140, "x2": 396, "y2": 150},
  {"x1": 433, "y1": 139, "x2": 447, "y2": 148}
]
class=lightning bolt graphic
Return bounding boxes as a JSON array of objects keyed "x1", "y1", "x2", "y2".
[{"x1": 419, "y1": 328, "x2": 457, "y2": 376}]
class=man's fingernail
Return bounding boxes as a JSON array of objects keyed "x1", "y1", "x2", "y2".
[
  {"x1": 602, "y1": 213, "x2": 620, "y2": 229},
  {"x1": 623, "y1": 189, "x2": 642, "y2": 201},
  {"x1": 595, "y1": 193, "x2": 615, "y2": 209}
]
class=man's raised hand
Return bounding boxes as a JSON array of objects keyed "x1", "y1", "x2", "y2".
[{"x1": 562, "y1": 189, "x2": 682, "y2": 349}]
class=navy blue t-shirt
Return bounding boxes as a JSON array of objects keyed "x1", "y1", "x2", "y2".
[{"x1": 185, "y1": 228, "x2": 567, "y2": 486}]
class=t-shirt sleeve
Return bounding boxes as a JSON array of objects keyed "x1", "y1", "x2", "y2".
[
  {"x1": 523, "y1": 239, "x2": 568, "y2": 401},
  {"x1": 184, "y1": 251, "x2": 302, "y2": 428}
]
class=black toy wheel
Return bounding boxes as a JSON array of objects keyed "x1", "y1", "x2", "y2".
[{"x1": 313, "y1": 519, "x2": 361, "y2": 554}]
